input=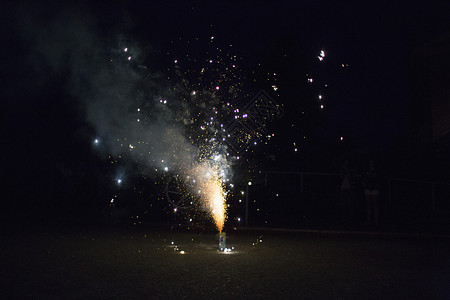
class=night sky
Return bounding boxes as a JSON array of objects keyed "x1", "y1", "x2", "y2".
[{"x1": 2, "y1": 1, "x2": 450, "y2": 225}]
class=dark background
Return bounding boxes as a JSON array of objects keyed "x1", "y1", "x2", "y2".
[{"x1": 2, "y1": 0, "x2": 450, "y2": 228}]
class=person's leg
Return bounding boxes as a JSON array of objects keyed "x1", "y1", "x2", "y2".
[
  {"x1": 365, "y1": 190, "x2": 372, "y2": 225},
  {"x1": 373, "y1": 191, "x2": 379, "y2": 226},
  {"x1": 340, "y1": 189, "x2": 349, "y2": 222},
  {"x1": 348, "y1": 189, "x2": 355, "y2": 223}
]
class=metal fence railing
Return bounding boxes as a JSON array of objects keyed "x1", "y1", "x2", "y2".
[
  {"x1": 238, "y1": 171, "x2": 450, "y2": 227},
  {"x1": 386, "y1": 177, "x2": 450, "y2": 212}
]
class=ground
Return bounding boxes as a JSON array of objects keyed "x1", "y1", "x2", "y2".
[{"x1": 2, "y1": 225, "x2": 450, "y2": 299}]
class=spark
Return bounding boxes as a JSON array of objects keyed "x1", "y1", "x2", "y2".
[{"x1": 318, "y1": 49, "x2": 325, "y2": 61}]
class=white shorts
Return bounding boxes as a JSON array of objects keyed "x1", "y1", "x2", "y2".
[{"x1": 364, "y1": 189, "x2": 380, "y2": 197}]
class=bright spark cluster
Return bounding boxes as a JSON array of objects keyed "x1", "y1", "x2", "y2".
[{"x1": 93, "y1": 33, "x2": 287, "y2": 231}]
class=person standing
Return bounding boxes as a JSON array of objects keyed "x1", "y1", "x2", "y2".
[
  {"x1": 340, "y1": 159, "x2": 355, "y2": 224},
  {"x1": 362, "y1": 159, "x2": 381, "y2": 226}
]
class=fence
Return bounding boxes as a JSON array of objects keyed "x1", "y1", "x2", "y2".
[
  {"x1": 386, "y1": 177, "x2": 450, "y2": 212},
  {"x1": 237, "y1": 171, "x2": 450, "y2": 227}
]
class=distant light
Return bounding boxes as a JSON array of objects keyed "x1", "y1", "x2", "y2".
[
  {"x1": 94, "y1": 138, "x2": 99, "y2": 144},
  {"x1": 320, "y1": 104, "x2": 324, "y2": 109},
  {"x1": 248, "y1": 181, "x2": 252, "y2": 186},
  {"x1": 128, "y1": 56, "x2": 131, "y2": 61},
  {"x1": 117, "y1": 179, "x2": 122, "y2": 184},
  {"x1": 164, "y1": 167, "x2": 169, "y2": 172},
  {"x1": 137, "y1": 108, "x2": 140, "y2": 112},
  {"x1": 340, "y1": 136, "x2": 344, "y2": 141},
  {"x1": 318, "y1": 94, "x2": 323, "y2": 100},
  {"x1": 237, "y1": 217, "x2": 241, "y2": 221},
  {"x1": 110, "y1": 198, "x2": 114, "y2": 203},
  {"x1": 124, "y1": 48, "x2": 128, "y2": 52}
]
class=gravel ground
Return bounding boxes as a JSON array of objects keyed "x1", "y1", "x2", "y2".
[{"x1": 2, "y1": 226, "x2": 450, "y2": 299}]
